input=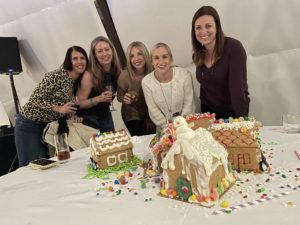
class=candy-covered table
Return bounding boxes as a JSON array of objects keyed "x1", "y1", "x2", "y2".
[{"x1": 0, "y1": 127, "x2": 299, "y2": 225}]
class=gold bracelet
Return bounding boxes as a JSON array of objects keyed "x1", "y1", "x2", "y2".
[{"x1": 89, "y1": 98, "x2": 96, "y2": 106}]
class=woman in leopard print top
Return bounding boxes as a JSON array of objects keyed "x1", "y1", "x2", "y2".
[{"x1": 15, "y1": 46, "x2": 88, "y2": 167}]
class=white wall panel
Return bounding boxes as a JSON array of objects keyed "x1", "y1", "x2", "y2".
[
  {"x1": 0, "y1": 0, "x2": 106, "y2": 124},
  {"x1": 109, "y1": 0, "x2": 300, "y2": 125},
  {"x1": 0, "y1": 0, "x2": 299, "y2": 126}
]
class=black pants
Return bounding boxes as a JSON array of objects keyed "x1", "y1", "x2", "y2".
[
  {"x1": 123, "y1": 118, "x2": 155, "y2": 136},
  {"x1": 201, "y1": 102, "x2": 234, "y2": 120}
]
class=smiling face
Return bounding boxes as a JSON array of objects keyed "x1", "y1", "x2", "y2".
[
  {"x1": 151, "y1": 46, "x2": 172, "y2": 75},
  {"x1": 70, "y1": 50, "x2": 87, "y2": 75},
  {"x1": 130, "y1": 47, "x2": 146, "y2": 72},
  {"x1": 94, "y1": 41, "x2": 113, "y2": 69},
  {"x1": 194, "y1": 15, "x2": 217, "y2": 49}
]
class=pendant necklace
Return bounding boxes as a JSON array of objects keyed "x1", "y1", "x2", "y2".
[{"x1": 155, "y1": 70, "x2": 173, "y2": 123}]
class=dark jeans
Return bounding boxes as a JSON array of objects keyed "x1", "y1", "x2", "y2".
[
  {"x1": 82, "y1": 110, "x2": 114, "y2": 132},
  {"x1": 14, "y1": 114, "x2": 48, "y2": 167},
  {"x1": 201, "y1": 102, "x2": 234, "y2": 120}
]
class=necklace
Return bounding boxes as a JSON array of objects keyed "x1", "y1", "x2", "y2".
[{"x1": 155, "y1": 70, "x2": 173, "y2": 123}]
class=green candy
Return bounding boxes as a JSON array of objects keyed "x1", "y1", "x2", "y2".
[{"x1": 175, "y1": 177, "x2": 192, "y2": 201}]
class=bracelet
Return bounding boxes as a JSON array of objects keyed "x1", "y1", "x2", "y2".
[{"x1": 89, "y1": 98, "x2": 96, "y2": 106}]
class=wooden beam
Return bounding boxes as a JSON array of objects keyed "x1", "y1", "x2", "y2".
[{"x1": 94, "y1": 0, "x2": 126, "y2": 68}]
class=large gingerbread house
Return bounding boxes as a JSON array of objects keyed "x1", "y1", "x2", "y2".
[
  {"x1": 159, "y1": 116, "x2": 236, "y2": 207},
  {"x1": 209, "y1": 118, "x2": 264, "y2": 172},
  {"x1": 90, "y1": 130, "x2": 133, "y2": 169},
  {"x1": 150, "y1": 113, "x2": 215, "y2": 173}
]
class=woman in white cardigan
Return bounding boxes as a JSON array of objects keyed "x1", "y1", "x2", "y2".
[{"x1": 142, "y1": 42, "x2": 194, "y2": 128}]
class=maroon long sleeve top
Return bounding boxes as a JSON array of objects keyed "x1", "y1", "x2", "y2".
[{"x1": 196, "y1": 37, "x2": 250, "y2": 118}]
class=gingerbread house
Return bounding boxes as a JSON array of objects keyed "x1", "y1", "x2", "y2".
[
  {"x1": 90, "y1": 130, "x2": 133, "y2": 169},
  {"x1": 149, "y1": 124, "x2": 177, "y2": 173},
  {"x1": 159, "y1": 116, "x2": 236, "y2": 207},
  {"x1": 150, "y1": 113, "x2": 215, "y2": 173},
  {"x1": 209, "y1": 118, "x2": 264, "y2": 172},
  {"x1": 185, "y1": 112, "x2": 215, "y2": 130}
]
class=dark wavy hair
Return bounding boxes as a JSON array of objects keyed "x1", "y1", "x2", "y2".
[
  {"x1": 62, "y1": 46, "x2": 88, "y2": 71},
  {"x1": 61, "y1": 46, "x2": 88, "y2": 94},
  {"x1": 191, "y1": 6, "x2": 225, "y2": 66}
]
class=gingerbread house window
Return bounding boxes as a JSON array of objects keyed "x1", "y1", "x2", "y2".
[
  {"x1": 107, "y1": 155, "x2": 117, "y2": 166},
  {"x1": 118, "y1": 152, "x2": 128, "y2": 163},
  {"x1": 237, "y1": 153, "x2": 251, "y2": 165}
]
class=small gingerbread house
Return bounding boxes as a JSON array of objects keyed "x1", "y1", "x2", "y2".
[
  {"x1": 209, "y1": 118, "x2": 263, "y2": 172},
  {"x1": 90, "y1": 130, "x2": 133, "y2": 169}
]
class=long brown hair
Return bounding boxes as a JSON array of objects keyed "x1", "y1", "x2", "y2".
[
  {"x1": 89, "y1": 36, "x2": 121, "y2": 91},
  {"x1": 191, "y1": 6, "x2": 225, "y2": 67}
]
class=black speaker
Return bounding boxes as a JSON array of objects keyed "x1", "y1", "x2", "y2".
[{"x1": 0, "y1": 37, "x2": 23, "y2": 75}]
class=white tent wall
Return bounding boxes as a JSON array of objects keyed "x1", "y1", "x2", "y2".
[
  {"x1": 108, "y1": 0, "x2": 300, "y2": 125},
  {"x1": 0, "y1": 0, "x2": 299, "y2": 127},
  {"x1": 0, "y1": 0, "x2": 107, "y2": 125}
]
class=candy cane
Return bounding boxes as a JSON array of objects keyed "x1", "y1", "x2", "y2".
[
  {"x1": 294, "y1": 150, "x2": 300, "y2": 160},
  {"x1": 213, "y1": 192, "x2": 289, "y2": 215}
]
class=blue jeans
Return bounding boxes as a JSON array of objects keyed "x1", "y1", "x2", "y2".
[{"x1": 14, "y1": 114, "x2": 48, "y2": 167}]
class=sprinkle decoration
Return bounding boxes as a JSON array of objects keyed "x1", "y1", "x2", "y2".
[
  {"x1": 294, "y1": 150, "x2": 300, "y2": 160},
  {"x1": 212, "y1": 192, "x2": 289, "y2": 215}
]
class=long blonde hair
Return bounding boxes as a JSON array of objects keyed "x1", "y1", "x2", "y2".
[
  {"x1": 126, "y1": 41, "x2": 152, "y2": 79},
  {"x1": 89, "y1": 36, "x2": 121, "y2": 91}
]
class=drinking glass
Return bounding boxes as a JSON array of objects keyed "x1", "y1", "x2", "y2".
[
  {"x1": 105, "y1": 75, "x2": 116, "y2": 111},
  {"x1": 71, "y1": 96, "x2": 80, "y2": 110},
  {"x1": 54, "y1": 133, "x2": 71, "y2": 161},
  {"x1": 282, "y1": 113, "x2": 300, "y2": 133}
]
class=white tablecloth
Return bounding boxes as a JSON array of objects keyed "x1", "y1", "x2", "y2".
[{"x1": 0, "y1": 127, "x2": 299, "y2": 225}]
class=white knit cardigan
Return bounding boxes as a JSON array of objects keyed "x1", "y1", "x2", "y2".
[{"x1": 142, "y1": 66, "x2": 194, "y2": 127}]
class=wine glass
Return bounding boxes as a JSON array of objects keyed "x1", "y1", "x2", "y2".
[
  {"x1": 105, "y1": 75, "x2": 116, "y2": 111},
  {"x1": 71, "y1": 96, "x2": 80, "y2": 112},
  {"x1": 127, "y1": 89, "x2": 139, "y2": 103}
]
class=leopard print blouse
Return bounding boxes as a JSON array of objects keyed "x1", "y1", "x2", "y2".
[{"x1": 21, "y1": 69, "x2": 75, "y2": 123}]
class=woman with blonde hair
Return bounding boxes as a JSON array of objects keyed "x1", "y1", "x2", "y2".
[
  {"x1": 76, "y1": 36, "x2": 121, "y2": 131},
  {"x1": 117, "y1": 41, "x2": 155, "y2": 135},
  {"x1": 142, "y1": 42, "x2": 194, "y2": 129}
]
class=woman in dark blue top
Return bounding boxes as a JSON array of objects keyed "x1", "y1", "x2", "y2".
[{"x1": 76, "y1": 36, "x2": 121, "y2": 131}]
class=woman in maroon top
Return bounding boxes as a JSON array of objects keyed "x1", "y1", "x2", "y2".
[{"x1": 191, "y1": 6, "x2": 250, "y2": 119}]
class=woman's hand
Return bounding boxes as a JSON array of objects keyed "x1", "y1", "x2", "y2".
[
  {"x1": 94, "y1": 91, "x2": 113, "y2": 103},
  {"x1": 53, "y1": 102, "x2": 77, "y2": 114},
  {"x1": 123, "y1": 93, "x2": 133, "y2": 104}
]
